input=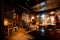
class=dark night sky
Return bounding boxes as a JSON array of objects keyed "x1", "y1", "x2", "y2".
[{"x1": 8, "y1": 0, "x2": 46, "y2": 10}]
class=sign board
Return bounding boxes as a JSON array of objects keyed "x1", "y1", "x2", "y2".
[{"x1": 13, "y1": 13, "x2": 16, "y2": 19}]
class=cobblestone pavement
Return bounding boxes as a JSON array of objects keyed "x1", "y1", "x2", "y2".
[{"x1": 8, "y1": 28, "x2": 34, "y2": 40}]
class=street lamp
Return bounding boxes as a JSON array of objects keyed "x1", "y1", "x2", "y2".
[
  {"x1": 4, "y1": 19, "x2": 10, "y2": 36},
  {"x1": 31, "y1": 16, "x2": 34, "y2": 19},
  {"x1": 31, "y1": 16, "x2": 35, "y2": 21},
  {"x1": 4, "y1": 19, "x2": 9, "y2": 26}
]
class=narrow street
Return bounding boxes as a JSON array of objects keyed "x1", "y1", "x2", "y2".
[
  {"x1": 6, "y1": 28, "x2": 34, "y2": 40},
  {"x1": 1, "y1": 0, "x2": 60, "y2": 40},
  {"x1": 5, "y1": 25, "x2": 60, "y2": 40}
]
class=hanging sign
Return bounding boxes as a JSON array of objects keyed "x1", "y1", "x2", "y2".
[{"x1": 13, "y1": 13, "x2": 16, "y2": 19}]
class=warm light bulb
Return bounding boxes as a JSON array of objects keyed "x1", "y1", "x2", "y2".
[
  {"x1": 31, "y1": 16, "x2": 34, "y2": 19},
  {"x1": 4, "y1": 19, "x2": 9, "y2": 26}
]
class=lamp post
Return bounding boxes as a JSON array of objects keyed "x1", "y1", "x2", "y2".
[{"x1": 4, "y1": 19, "x2": 9, "y2": 36}]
